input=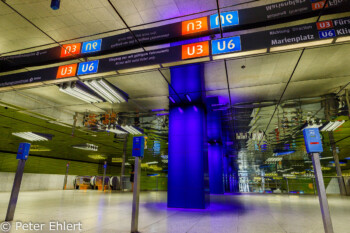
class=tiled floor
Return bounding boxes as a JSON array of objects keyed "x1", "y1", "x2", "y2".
[{"x1": 0, "y1": 190, "x2": 349, "y2": 233}]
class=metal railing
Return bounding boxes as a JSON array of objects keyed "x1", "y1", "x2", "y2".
[{"x1": 248, "y1": 176, "x2": 350, "y2": 195}]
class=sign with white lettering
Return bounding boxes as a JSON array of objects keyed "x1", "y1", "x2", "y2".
[
  {"x1": 77, "y1": 60, "x2": 99, "y2": 76},
  {"x1": 318, "y1": 29, "x2": 336, "y2": 39},
  {"x1": 211, "y1": 36, "x2": 241, "y2": 55},
  {"x1": 210, "y1": 11, "x2": 239, "y2": 29},
  {"x1": 82, "y1": 39, "x2": 102, "y2": 53}
]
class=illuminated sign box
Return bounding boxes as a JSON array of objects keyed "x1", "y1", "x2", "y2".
[
  {"x1": 316, "y1": 20, "x2": 333, "y2": 30},
  {"x1": 182, "y1": 17, "x2": 208, "y2": 35},
  {"x1": 319, "y1": 29, "x2": 336, "y2": 39},
  {"x1": 182, "y1": 41, "x2": 209, "y2": 60},
  {"x1": 210, "y1": 11, "x2": 239, "y2": 29},
  {"x1": 211, "y1": 36, "x2": 241, "y2": 55},
  {"x1": 77, "y1": 60, "x2": 99, "y2": 76},
  {"x1": 312, "y1": 0, "x2": 328, "y2": 10},
  {"x1": 82, "y1": 39, "x2": 102, "y2": 53},
  {"x1": 56, "y1": 64, "x2": 78, "y2": 79},
  {"x1": 60, "y1": 43, "x2": 81, "y2": 58}
]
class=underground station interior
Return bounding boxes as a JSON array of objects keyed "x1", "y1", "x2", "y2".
[{"x1": 0, "y1": 0, "x2": 350, "y2": 232}]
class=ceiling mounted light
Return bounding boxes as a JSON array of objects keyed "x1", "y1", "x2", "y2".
[
  {"x1": 270, "y1": 39, "x2": 333, "y2": 52},
  {"x1": 50, "y1": 0, "x2": 60, "y2": 10},
  {"x1": 88, "y1": 154, "x2": 106, "y2": 160},
  {"x1": 12, "y1": 132, "x2": 52, "y2": 141},
  {"x1": 320, "y1": 120, "x2": 345, "y2": 131},
  {"x1": 59, "y1": 82, "x2": 103, "y2": 103},
  {"x1": 83, "y1": 79, "x2": 128, "y2": 104},
  {"x1": 336, "y1": 36, "x2": 350, "y2": 43},
  {"x1": 146, "y1": 161, "x2": 158, "y2": 165},
  {"x1": 213, "y1": 49, "x2": 267, "y2": 60},
  {"x1": 185, "y1": 94, "x2": 192, "y2": 102},
  {"x1": 157, "y1": 113, "x2": 169, "y2": 116},
  {"x1": 121, "y1": 125, "x2": 143, "y2": 135},
  {"x1": 169, "y1": 96, "x2": 176, "y2": 103},
  {"x1": 118, "y1": 65, "x2": 161, "y2": 74},
  {"x1": 72, "y1": 143, "x2": 98, "y2": 151},
  {"x1": 107, "y1": 125, "x2": 127, "y2": 134}
]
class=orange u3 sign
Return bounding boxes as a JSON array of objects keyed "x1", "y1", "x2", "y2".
[
  {"x1": 181, "y1": 17, "x2": 208, "y2": 35},
  {"x1": 60, "y1": 43, "x2": 81, "y2": 58},
  {"x1": 56, "y1": 64, "x2": 78, "y2": 79},
  {"x1": 182, "y1": 41, "x2": 209, "y2": 60}
]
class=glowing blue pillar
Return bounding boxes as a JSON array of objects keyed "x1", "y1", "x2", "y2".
[
  {"x1": 168, "y1": 64, "x2": 209, "y2": 209},
  {"x1": 206, "y1": 97, "x2": 224, "y2": 194}
]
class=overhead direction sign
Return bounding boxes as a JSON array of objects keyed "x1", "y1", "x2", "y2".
[{"x1": 1, "y1": 0, "x2": 350, "y2": 72}]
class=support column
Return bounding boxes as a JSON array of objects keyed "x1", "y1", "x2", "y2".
[
  {"x1": 206, "y1": 97, "x2": 224, "y2": 194},
  {"x1": 168, "y1": 64, "x2": 209, "y2": 209},
  {"x1": 120, "y1": 134, "x2": 128, "y2": 191},
  {"x1": 324, "y1": 95, "x2": 346, "y2": 195}
]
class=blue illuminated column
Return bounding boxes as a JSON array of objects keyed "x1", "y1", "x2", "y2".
[
  {"x1": 206, "y1": 97, "x2": 224, "y2": 194},
  {"x1": 168, "y1": 64, "x2": 209, "y2": 209}
]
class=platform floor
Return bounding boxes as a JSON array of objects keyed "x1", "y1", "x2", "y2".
[{"x1": 0, "y1": 190, "x2": 349, "y2": 233}]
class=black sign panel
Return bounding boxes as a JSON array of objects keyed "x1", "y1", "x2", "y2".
[
  {"x1": 99, "y1": 47, "x2": 181, "y2": 73},
  {"x1": 1, "y1": 16, "x2": 350, "y2": 89},
  {"x1": 0, "y1": 67, "x2": 58, "y2": 88},
  {"x1": 1, "y1": 0, "x2": 349, "y2": 72}
]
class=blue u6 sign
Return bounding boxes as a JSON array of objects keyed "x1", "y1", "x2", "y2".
[
  {"x1": 210, "y1": 11, "x2": 239, "y2": 29},
  {"x1": 211, "y1": 36, "x2": 241, "y2": 55},
  {"x1": 77, "y1": 60, "x2": 99, "y2": 76},
  {"x1": 318, "y1": 29, "x2": 336, "y2": 39},
  {"x1": 81, "y1": 39, "x2": 102, "y2": 53}
]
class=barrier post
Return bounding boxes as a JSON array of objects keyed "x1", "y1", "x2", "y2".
[
  {"x1": 63, "y1": 162, "x2": 70, "y2": 190},
  {"x1": 102, "y1": 161, "x2": 107, "y2": 191},
  {"x1": 303, "y1": 128, "x2": 334, "y2": 233},
  {"x1": 5, "y1": 143, "x2": 31, "y2": 221},
  {"x1": 130, "y1": 136, "x2": 144, "y2": 233}
]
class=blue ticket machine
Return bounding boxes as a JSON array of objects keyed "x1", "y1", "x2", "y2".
[
  {"x1": 132, "y1": 136, "x2": 145, "y2": 158},
  {"x1": 16, "y1": 143, "x2": 31, "y2": 160},
  {"x1": 303, "y1": 128, "x2": 323, "y2": 153}
]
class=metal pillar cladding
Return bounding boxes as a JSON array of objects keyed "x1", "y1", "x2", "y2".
[
  {"x1": 328, "y1": 131, "x2": 346, "y2": 195},
  {"x1": 312, "y1": 153, "x2": 334, "y2": 233},
  {"x1": 131, "y1": 156, "x2": 141, "y2": 233},
  {"x1": 6, "y1": 142, "x2": 31, "y2": 221},
  {"x1": 206, "y1": 97, "x2": 224, "y2": 194},
  {"x1": 102, "y1": 161, "x2": 107, "y2": 191},
  {"x1": 120, "y1": 134, "x2": 128, "y2": 191},
  {"x1": 168, "y1": 64, "x2": 209, "y2": 209},
  {"x1": 63, "y1": 162, "x2": 69, "y2": 190},
  {"x1": 5, "y1": 159, "x2": 26, "y2": 221}
]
